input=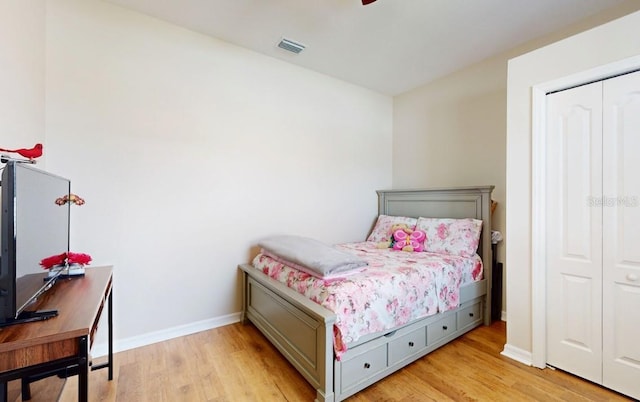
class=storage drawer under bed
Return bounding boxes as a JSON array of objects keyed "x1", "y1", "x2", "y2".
[
  {"x1": 339, "y1": 343, "x2": 387, "y2": 393},
  {"x1": 387, "y1": 327, "x2": 427, "y2": 366},
  {"x1": 457, "y1": 300, "x2": 482, "y2": 330},
  {"x1": 427, "y1": 313, "x2": 457, "y2": 345}
]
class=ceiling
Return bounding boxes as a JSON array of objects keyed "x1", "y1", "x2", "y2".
[{"x1": 104, "y1": 0, "x2": 627, "y2": 96}]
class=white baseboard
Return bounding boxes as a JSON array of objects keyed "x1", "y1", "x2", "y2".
[
  {"x1": 501, "y1": 343, "x2": 533, "y2": 366},
  {"x1": 91, "y1": 312, "x2": 242, "y2": 358}
]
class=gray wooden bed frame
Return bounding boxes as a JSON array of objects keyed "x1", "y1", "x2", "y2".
[{"x1": 239, "y1": 186, "x2": 494, "y2": 402}]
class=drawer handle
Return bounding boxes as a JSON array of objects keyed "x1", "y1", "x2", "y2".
[
  {"x1": 364, "y1": 363, "x2": 371, "y2": 369},
  {"x1": 627, "y1": 273, "x2": 638, "y2": 282},
  {"x1": 443, "y1": 325, "x2": 448, "y2": 330},
  {"x1": 469, "y1": 312, "x2": 474, "y2": 317},
  {"x1": 408, "y1": 341, "x2": 414, "y2": 347}
]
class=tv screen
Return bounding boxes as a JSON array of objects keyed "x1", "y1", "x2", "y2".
[{"x1": 0, "y1": 161, "x2": 70, "y2": 322}]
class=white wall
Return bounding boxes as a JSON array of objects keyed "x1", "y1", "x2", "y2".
[
  {"x1": 393, "y1": 55, "x2": 506, "y2": 237},
  {"x1": 0, "y1": 0, "x2": 45, "y2": 152},
  {"x1": 3, "y1": 0, "x2": 392, "y2": 351},
  {"x1": 506, "y1": 10, "x2": 640, "y2": 360}
]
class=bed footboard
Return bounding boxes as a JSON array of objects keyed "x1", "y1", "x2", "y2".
[{"x1": 240, "y1": 263, "x2": 337, "y2": 402}]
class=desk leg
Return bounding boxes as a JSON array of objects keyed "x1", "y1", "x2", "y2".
[
  {"x1": 78, "y1": 336, "x2": 89, "y2": 402},
  {"x1": 108, "y1": 287, "x2": 113, "y2": 380},
  {"x1": 1, "y1": 380, "x2": 7, "y2": 402}
]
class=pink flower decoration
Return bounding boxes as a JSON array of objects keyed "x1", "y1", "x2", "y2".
[{"x1": 437, "y1": 224, "x2": 449, "y2": 240}]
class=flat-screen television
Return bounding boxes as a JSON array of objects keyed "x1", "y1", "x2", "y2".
[{"x1": 0, "y1": 160, "x2": 70, "y2": 325}]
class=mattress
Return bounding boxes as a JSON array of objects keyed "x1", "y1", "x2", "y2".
[{"x1": 252, "y1": 241, "x2": 483, "y2": 359}]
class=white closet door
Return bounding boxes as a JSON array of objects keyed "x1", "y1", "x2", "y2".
[
  {"x1": 546, "y1": 81, "x2": 603, "y2": 383},
  {"x1": 602, "y1": 71, "x2": 640, "y2": 399}
]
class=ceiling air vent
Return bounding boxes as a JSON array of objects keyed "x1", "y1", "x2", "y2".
[{"x1": 277, "y1": 38, "x2": 305, "y2": 54}]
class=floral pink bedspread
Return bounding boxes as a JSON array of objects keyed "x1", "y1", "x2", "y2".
[{"x1": 251, "y1": 241, "x2": 483, "y2": 359}]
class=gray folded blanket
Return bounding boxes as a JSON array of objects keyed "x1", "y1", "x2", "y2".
[{"x1": 258, "y1": 235, "x2": 368, "y2": 278}]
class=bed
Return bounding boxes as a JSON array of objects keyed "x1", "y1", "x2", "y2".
[{"x1": 239, "y1": 186, "x2": 494, "y2": 402}]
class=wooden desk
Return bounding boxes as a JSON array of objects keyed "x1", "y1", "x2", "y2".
[{"x1": 0, "y1": 266, "x2": 113, "y2": 402}]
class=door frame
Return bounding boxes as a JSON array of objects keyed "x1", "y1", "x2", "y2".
[{"x1": 530, "y1": 55, "x2": 640, "y2": 369}]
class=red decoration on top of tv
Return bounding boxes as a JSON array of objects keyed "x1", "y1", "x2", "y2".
[{"x1": 0, "y1": 143, "x2": 43, "y2": 160}]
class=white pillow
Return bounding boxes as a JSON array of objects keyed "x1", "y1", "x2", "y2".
[{"x1": 416, "y1": 217, "x2": 483, "y2": 257}]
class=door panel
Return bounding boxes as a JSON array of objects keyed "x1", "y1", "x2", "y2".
[
  {"x1": 546, "y1": 81, "x2": 603, "y2": 383},
  {"x1": 560, "y1": 275, "x2": 596, "y2": 351},
  {"x1": 602, "y1": 71, "x2": 640, "y2": 400}
]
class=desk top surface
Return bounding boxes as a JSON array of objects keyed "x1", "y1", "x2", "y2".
[{"x1": 0, "y1": 266, "x2": 113, "y2": 353}]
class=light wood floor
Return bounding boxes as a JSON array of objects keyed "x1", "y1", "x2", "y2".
[{"x1": 8, "y1": 320, "x2": 632, "y2": 401}]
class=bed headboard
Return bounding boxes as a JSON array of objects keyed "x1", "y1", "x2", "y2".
[
  {"x1": 377, "y1": 186, "x2": 495, "y2": 323},
  {"x1": 377, "y1": 186, "x2": 494, "y2": 259}
]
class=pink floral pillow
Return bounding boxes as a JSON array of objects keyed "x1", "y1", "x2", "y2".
[
  {"x1": 416, "y1": 217, "x2": 483, "y2": 257},
  {"x1": 367, "y1": 215, "x2": 417, "y2": 243}
]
